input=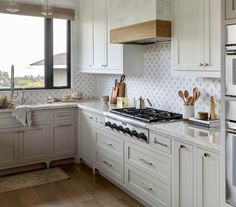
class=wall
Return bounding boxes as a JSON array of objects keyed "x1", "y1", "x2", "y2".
[{"x1": 95, "y1": 42, "x2": 221, "y2": 115}]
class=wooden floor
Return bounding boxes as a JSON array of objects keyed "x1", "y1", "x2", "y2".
[{"x1": 0, "y1": 164, "x2": 144, "y2": 207}]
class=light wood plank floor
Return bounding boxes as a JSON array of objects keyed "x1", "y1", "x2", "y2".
[{"x1": 0, "y1": 164, "x2": 144, "y2": 207}]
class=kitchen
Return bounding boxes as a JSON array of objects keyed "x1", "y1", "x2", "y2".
[{"x1": 0, "y1": 0, "x2": 230, "y2": 207}]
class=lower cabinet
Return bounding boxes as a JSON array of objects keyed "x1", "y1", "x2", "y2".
[
  {"x1": 50, "y1": 121, "x2": 76, "y2": 159},
  {"x1": 0, "y1": 129, "x2": 19, "y2": 169},
  {"x1": 19, "y1": 125, "x2": 47, "y2": 164},
  {"x1": 173, "y1": 140, "x2": 220, "y2": 207},
  {"x1": 173, "y1": 141, "x2": 194, "y2": 207},
  {"x1": 80, "y1": 111, "x2": 96, "y2": 166},
  {"x1": 196, "y1": 148, "x2": 220, "y2": 207}
]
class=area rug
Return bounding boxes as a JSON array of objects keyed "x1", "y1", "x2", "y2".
[{"x1": 0, "y1": 167, "x2": 70, "y2": 193}]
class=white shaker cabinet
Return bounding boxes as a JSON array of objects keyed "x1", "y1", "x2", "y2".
[
  {"x1": 226, "y1": 0, "x2": 236, "y2": 20},
  {"x1": 172, "y1": 0, "x2": 221, "y2": 77},
  {"x1": 0, "y1": 129, "x2": 19, "y2": 169},
  {"x1": 80, "y1": 111, "x2": 96, "y2": 166},
  {"x1": 19, "y1": 125, "x2": 47, "y2": 164},
  {"x1": 78, "y1": 0, "x2": 144, "y2": 74},
  {"x1": 49, "y1": 121, "x2": 76, "y2": 159},
  {"x1": 173, "y1": 141, "x2": 194, "y2": 207},
  {"x1": 196, "y1": 148, "x2": 220, "y2": 207},
  {"x1": 78, "y1": 0, "x2": 94, "y2": 70}
]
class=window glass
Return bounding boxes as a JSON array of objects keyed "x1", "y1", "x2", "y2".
[
  {"x1": 53, "y1": 19, "x2": 68, "y2": 87},
  {"x1": 0, "y1": 13, "x2": 45, "y2": 89}
]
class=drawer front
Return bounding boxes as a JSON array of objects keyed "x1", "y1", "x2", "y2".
[
  {"x1": 125, "y1": 165, "x2": 171, "y2": 207},
  {"x1": 49, "y1": 109, "x2": 76, "y2": 121},
  {"x1": 96, "y1": 150, "x2": 123, "y2": 183},
  {"x1": 150, "y1": 132, "x2": 172, "y2": 154},
  {"x1": 126, "y1": 142, "x2": 171, "y2": 185},
  {"x1": 96, "y1": 130, "x2": 123, "y2": 157},
  {"x1": 0, "y1": 112, "x2": 20, "y2": 128},
  {"x1": 31, "y1": 111, "x2": 47, "y2": 124}
]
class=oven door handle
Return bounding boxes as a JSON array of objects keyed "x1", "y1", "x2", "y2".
[{"x1": 227, "y1": 129, "x2": 236, "y2": 135}]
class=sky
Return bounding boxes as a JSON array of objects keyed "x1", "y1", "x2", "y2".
[{"x1": 0, "y1": 13, "x2": 66, "y2": 77}]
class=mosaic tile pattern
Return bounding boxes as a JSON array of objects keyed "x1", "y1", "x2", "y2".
[{"x1": 95, "y1": 42, "x2": 221, "y2": 115}]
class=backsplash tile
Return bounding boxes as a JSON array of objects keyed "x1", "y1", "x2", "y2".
[{"x1": 95, "y1": 42, "x2": 221, "y2": 115}]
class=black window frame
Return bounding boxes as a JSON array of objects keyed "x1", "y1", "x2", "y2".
[{"x1": 0, "y1": 16, "x2": 71, "y2": 91}]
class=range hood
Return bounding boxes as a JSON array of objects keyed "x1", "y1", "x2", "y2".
[{"x1": 110, "y1": 20, "x2": 171, "y2": 44}]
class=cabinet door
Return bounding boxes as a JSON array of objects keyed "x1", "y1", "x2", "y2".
[
  {"x1": 94, "y1": 0, "x2": 108, "y2": 69},
  {"x1": 226, "y1": 0, "x2": 236, "y2": 20},
  {"x1": 173, "y1": 141, "x2": 194, "y2": 207},
  {"x1": 50, "y1": 121, "x2": 76, "y2": 159},
  {"x1": 196, "y1": 148, "x2": 220, "y2": 207},
  {"x1": 19, "y1": 125, "x2": 47, "y2": 164},
  {"x1": 203, "y1": 0, "x2": 221, "y2": 71},
  {"x1": 78, "y1": 0, "x2": 94, "y2": 70},
  {"x1": 172, "y1": 0, "x2": 204, "y2": 71},
  {"x1": 80, "y1": 112, "x2": 95, "y2": 165},
  {"x1": 0, "y1": 129, "x2": 19, "y2": 168}
]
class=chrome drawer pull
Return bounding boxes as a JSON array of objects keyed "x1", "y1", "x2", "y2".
[
  {"x1": 153, "y1": 138, "x2": 168, "y2": 147},
  {"x1": 57, "y1": 115, "x2": 72, "y2": 117},
  {"x1": 204, "y1": 153, "x2": 210, "y2": 157},
  {"x1": 103, "y1": 161, "x2": 112, "y2": 167},
  {"x1": 139, "y1": 158, "x2": 153, "y2": 166},
  {"x1": 103, "y1": 142, "x2": 113, "y2": 148},
  {"x1": 56, "y1": 124, "x2": 71, "y2": 128},
  {"x1": 139, "y1": 182, "x2": 153, "y2": 191}
]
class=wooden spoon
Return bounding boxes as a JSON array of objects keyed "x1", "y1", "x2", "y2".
[
  {"x1": 187, "y1": 96, "x2": 193, "y2": 105},
  {"x1": 178, "y1": 90, "x2": 186, "y2": 105},
  {"x1": 184, "y1": 90, "x2": 189, "y2": 101}
]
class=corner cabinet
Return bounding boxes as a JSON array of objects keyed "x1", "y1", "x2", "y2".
[
  {"x1": 172, "y1": 0, "x2": 221, "y2": 78},
  {"x1": 78, "y1": 0, "x2": 145, "y2": 74}
]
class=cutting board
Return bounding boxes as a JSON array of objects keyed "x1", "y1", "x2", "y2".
[{"x1": 111, "y1": 86, "x2": 119, "y2": 104}]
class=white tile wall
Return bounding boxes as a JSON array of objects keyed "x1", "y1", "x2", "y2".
[
  {"x1": 95, "y1": 42, "x2": 221, "y2": 115},
  {"x1": 0, "y1": 42, "x2": 221, "y2": 116}
]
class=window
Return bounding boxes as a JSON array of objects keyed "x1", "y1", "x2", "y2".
[{"x1": 0, "y1": 13, "x2": 71, "y2": 90}]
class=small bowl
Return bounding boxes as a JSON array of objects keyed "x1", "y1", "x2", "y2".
[{"x1": 198, "y1": 112, "x2": 209, "y2": 120}]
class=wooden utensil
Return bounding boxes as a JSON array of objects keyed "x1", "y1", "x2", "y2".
[
  {"x1": 178, "y1": 90, "x2": 186, "y2": 105},
  {"x1": 187, "y1": 96, "x2": 193, "y2": 105},
  {"x1": 117, "y1": 75, "x2": 126, "y2": 98}
]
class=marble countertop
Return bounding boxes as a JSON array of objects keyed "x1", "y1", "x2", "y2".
[
  {"x1": 0, "y1": 100, "x2": 221, "y2": 151},
  {"x1": 148, "y1": 121, "x2": 221, "y2": 151}
]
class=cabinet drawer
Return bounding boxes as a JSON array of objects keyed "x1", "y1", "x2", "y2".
[
  {"x1": 96, "y1": 150, "x2": 123, "y2": 183},
  {"x1": 150, "y1": 132, "x2": 172, "y2": 154},
  {"x1": 49, "y1": 109, "x2": 76, "y2": 121},
  {"x1": 31, "y1": 111, "x2": 47, "y2": 124},
  {"x1": 95, "y1": 130, "x2": 122, "y2": 157},
  {"x1": 126, "y1": 141, "x2": 171, "y2": 185},
  {"x1": 0, "y1": 112, "x2": 20, "y2": 128},
  {"x1": 125, "y1": 165, "x2": 171, "y2": 207}
]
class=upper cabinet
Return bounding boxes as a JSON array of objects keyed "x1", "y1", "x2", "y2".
[
  {"x1": 172, "y1": 0, "x2": 221, "y2": 78},
  {"x1": 226, "y1": 0, "x2": 236, "y2": 20},
  {"x1": 78, "y1": 0, "x2": 145, "y2": 74}
]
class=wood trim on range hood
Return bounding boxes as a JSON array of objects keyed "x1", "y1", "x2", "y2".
[{"x1": 110, "y1": 20, "x2": 171, "y2": 45}]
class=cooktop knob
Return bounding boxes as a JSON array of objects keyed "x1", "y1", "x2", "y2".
[
  {"x1": 124, "y1": 128, "x2": 131, "y2": 134},
  {"x1": 138, "y1": 133, "x2": 147, "y2": 142},
  {"x1": 131, "y1": 130, "x2": 138, "y2": 137},
  {"x1": 111, "y1": 123, "x2": 117, "y2": 129},
  {"x1": 105, "y1": 121, "x2": 111, "y2": 127},
  {"x1": 117, "y1": 125, "x2": 124, "y2": 132}
]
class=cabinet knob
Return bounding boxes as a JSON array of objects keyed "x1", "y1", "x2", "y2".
[
  {"x1": 203, "y1": 63, "x2": 209, "y2": 66},
  {"x1": 199, "y1": 63, "x2": 204, "y2": 66},
  {"x1": 180, "y1": 145, "x2": 185, "y2": 149},
  {"x1": 204, "y1": 153, "x2": 210, "y2": 157}
]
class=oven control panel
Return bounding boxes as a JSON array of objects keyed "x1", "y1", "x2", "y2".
[{"x1": 105, "y1": 117, "x2": 149, "y2": 143}]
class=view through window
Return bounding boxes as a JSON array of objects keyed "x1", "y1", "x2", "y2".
[{"x1": 0, "y1": 13, "x2": 70, "y2": 89}]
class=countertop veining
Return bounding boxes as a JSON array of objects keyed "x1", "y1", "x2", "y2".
[{"x1": 0, "y1": 100, "x2": 221, "y2": 151}]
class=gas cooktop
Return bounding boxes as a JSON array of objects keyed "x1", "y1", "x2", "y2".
[{"x1": 110, "y1": 107, "x2": 183, "y2": 123}]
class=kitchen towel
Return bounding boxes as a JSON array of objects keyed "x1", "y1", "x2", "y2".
[{"x1": 12, "y1": 105, "x2": 32, "y2": 127}]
